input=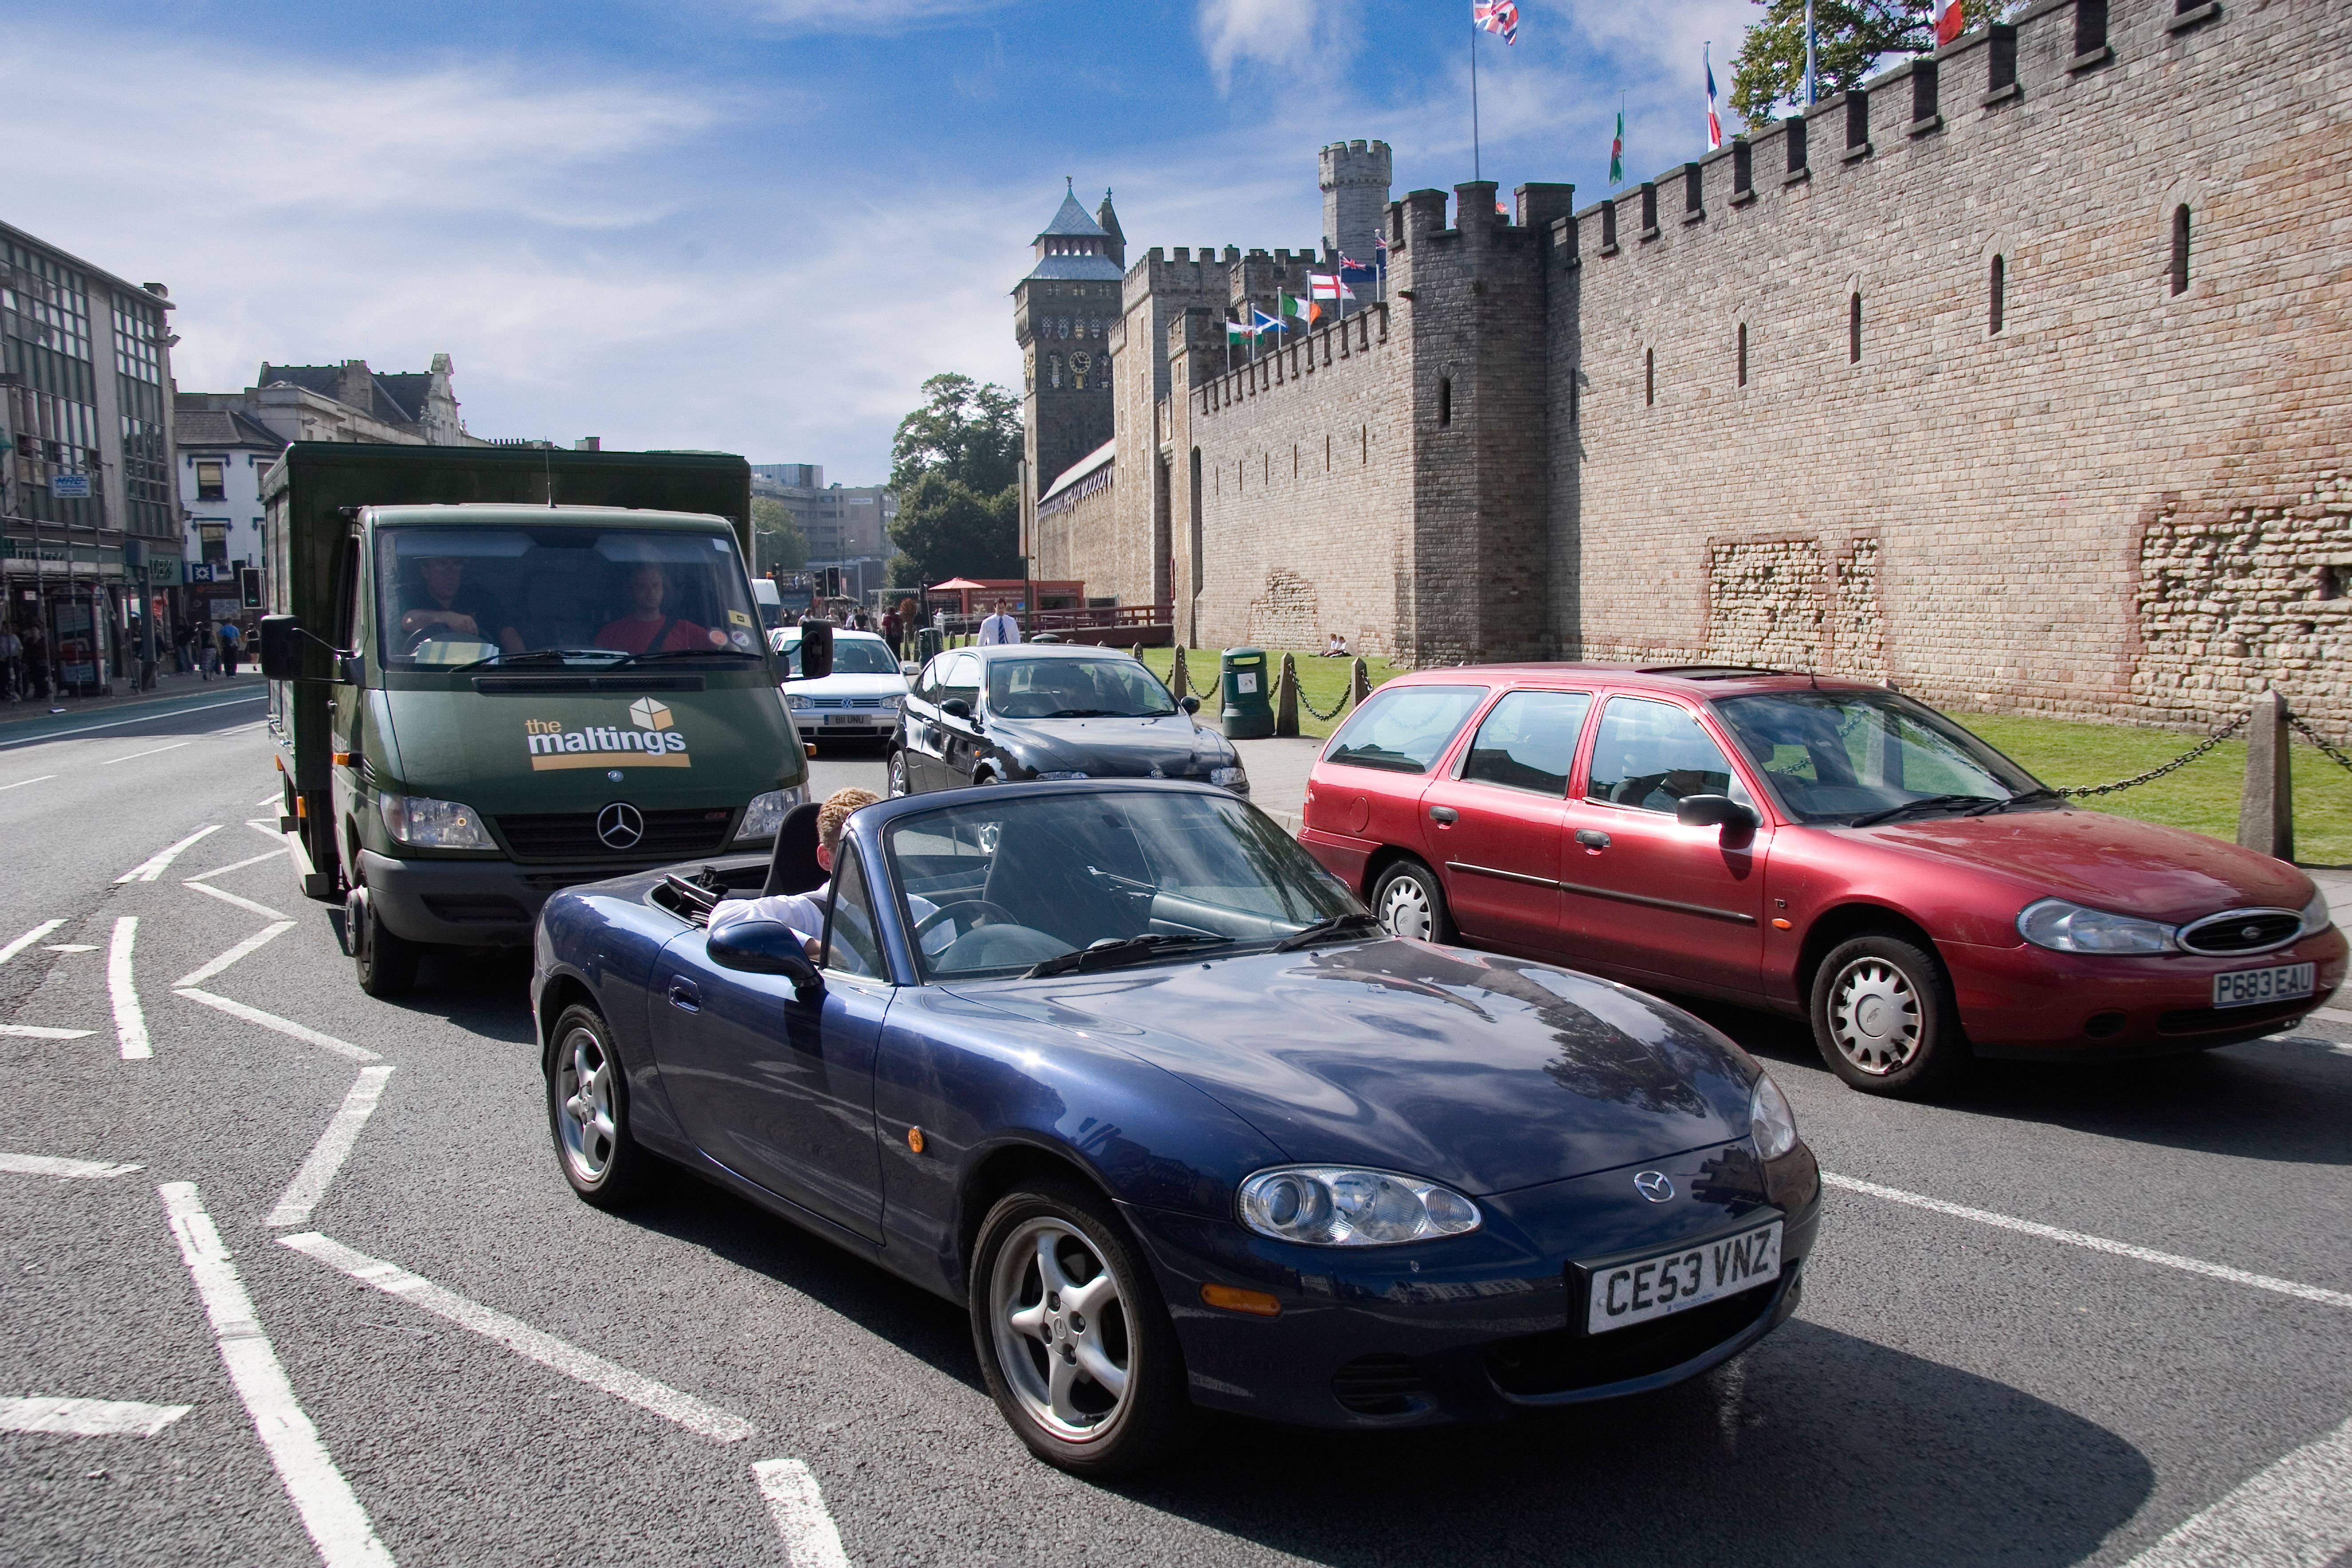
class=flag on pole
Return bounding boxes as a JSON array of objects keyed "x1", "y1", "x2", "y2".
[
  {"x1": 1337, "y1": 257, "x2": 1376, "y2": 291},
  {"x1": 1309, "y1": 273, "x2": 1352, "y2": 303},
  {"x1": 1280, "y1": 291, "x2": 1318, "y2": 328},
  {"x1": 1609, "y1": 101, "x2": 1624, "y2": 186},
  {"x1": 1704, "y1": 43, "x2": 1723, "y2": 151},
  {"x1": 1251, "y1": 306, "x2": 1283, "y2": 337},
  {"x1": 1932, "y1": 0, "x2": 1965, "y2": 46},
  {"x1": 1225, "y1": 319, "x2": 1249, "y2": 346},
  {"x1": 1472, "y1": 0, "x2": 1517, "y2": 44}
]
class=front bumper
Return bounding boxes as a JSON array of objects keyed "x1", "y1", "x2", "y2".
[
  {"x1": 1941, "y1": 926, "x2": 2348, "y2": 1055},
  {"x1": 1128, "y1": 1139, "x2": 1822, "y2": 1429},
  {"x1": 361, "y1": 849, "x2": 687, "y2": 948}
]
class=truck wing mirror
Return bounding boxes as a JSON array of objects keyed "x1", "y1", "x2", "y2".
[
  {"x1": 792, "y1": 618, "x2": 834, "y2": 682},
  {"x1": 706, "y1": 918, "x2": 825, "y2": 1001}
]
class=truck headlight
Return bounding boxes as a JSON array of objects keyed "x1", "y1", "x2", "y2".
[
  {"x1": 2017, "y1": 897, "x2": 2175, "y2": 954},
  {"x1": 1750, "y1": 1073, "x2": 1798, "y2": 1161},
  {"x1": 734, "y1": 784, "x2": 807, "y2": 842},
  {"x1": 378, "y1": 793, "x2": 492, "y2": 850},
  {"x1": 1237, "y1": 1166, "x2": 1481, "y2": 1246}
]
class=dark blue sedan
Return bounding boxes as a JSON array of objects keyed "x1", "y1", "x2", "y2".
[{"x1": 530, "y1": 780, "x2": 1823, "y2": 1475}]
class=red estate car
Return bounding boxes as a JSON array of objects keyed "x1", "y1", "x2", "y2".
[{"x1": 1300, "y1": 665, "x2": 2345, "y2": 1097}]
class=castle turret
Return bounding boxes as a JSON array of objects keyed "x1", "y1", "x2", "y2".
[
  {"x1": 1096, "y1": 189, "x2": 1126, "y2": 269},
  {"x1": 1014, "y1": 179, "x2": 1125, "y2": 523},
  {"x1": 1319, "y1": 139, "x2": 1393, "y2": 263}
]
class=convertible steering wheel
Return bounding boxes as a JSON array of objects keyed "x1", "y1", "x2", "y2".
[{"x1": 915, "y1": 899, "x2": 1021, "y2": 940}]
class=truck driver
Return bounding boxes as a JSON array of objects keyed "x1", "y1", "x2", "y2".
[{"x1": 399, "y1": 556, "x2": 522, "y2": 655}]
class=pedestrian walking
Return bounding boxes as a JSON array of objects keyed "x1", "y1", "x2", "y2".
[
  {"x1": 0, "y1": 623, "x2": 21, "y2": 703},
  {"x1": 172, "y1": 619, "x2": 194, "y2": 674},
  {"x1": 977, "y1": 599, "x2": 1020, "y2": 646},
  {"x1": 22, "y1": 625, "x2": 50, "y2": 700},
  {"x1": 196, "y1": 619, "x2": 217, "y2": 679},
  {"x1": 895, "y1": 596, "x2": 918, "y2": 658},
  {"x1": 880, "y1": 603, "x2": 902, "y2": 656},
  {"x1": 218, "y1": 620, "x2": 243, "y2": 677}
]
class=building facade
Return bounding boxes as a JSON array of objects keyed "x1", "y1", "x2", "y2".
[
  {"x1": 173, "y1": 394, "x2": 286, "y2": 626},
  {"x1": 1016, "y1": 183, "x2": 1126, "y2": 540},
  {"x1": 751, "y1": 463, "x2": 898, "y2": 600},
  {"x1": 1, "y1": 220, "x2": 179, "y2": 693},
  {"x1": 1035, "y1": 1, "x2": 2352, "y2": 730}
]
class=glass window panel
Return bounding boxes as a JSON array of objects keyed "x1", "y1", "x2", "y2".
[
  {"x1": 1586, "y1": 697, "x2": 1751, "y2": 813},
  {"x1": 1321, "y1": 683, "x2": 1487, "y2": 774},
  {"x1": 1460, "y1": 690, "x2": 1592, "y2": 795}
]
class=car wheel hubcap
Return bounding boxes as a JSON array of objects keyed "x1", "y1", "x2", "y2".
[
  {"x1": 888, "y1": 754, "x2": 907, "y2": 797},
  {"x1": 990, "y1": 1218, "x2": 1131, "y2": 1442},
  {"x1": 556, "y1": 1025, "x2": 618, "y2": 1183},
  {"x1": 1830, "y1": 959, "x2": 1921, "y2": 1075},
  {"x1": 1380, "y1": 876, "x2": 1432, "y2": 940}
]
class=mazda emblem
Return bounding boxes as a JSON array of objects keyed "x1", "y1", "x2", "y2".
[
  {"x1": 596, "y1": 802, "x2": 645, "y2": 850},
  {"x1": 1633, "y1": 1171, "x2": 1674, "y2": 1203}
]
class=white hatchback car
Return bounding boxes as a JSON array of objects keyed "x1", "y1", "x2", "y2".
[{"x1": 773, "y1": 627, "x2": 909, "y2": 743}]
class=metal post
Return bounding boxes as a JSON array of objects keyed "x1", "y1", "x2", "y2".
[
  {"x1": 2237, "y1": 690, "x2": 2294, "y2": 861},
  {"x1": 1274, "y1": 652, "x2": 1300, "y2": 737},
  {"x1": 1350, "y1": 656, "x2": 1371, "y2": 708}
]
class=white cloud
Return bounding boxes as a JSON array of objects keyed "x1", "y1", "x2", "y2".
[{"x1": 1196, "y1": 0, "x2": 1348, "y2": 87}]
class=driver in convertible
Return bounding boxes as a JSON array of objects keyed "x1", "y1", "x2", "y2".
[
  {"x1": 399, "y1": 557, "x2": 522, "y2": 654},
  {"x1": 709, "y1": 789, "x2": 955, "y2": 958}
]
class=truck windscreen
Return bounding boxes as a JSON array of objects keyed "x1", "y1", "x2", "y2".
[{"x1": 377, "y1": 526, "x2": 763, "y2": 668}]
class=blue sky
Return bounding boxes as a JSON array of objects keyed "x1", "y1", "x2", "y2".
[{"x1": 5, "y1": 0, "x2": 1755, "y2": 482}]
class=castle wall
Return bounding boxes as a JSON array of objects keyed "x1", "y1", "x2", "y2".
[
  {"x1": 1034, "y1": 444, "x2": 1119, "y2": 601},
  {"x1": 1558, "y1": 0, "x2": 2352, "y2": 727}
]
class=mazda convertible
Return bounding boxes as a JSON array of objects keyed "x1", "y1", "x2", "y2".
[{"x1": 530, "y1": 780, "x2": 1823, "y2": 1474}]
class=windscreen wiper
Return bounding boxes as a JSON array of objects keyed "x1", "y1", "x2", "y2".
[
  {"x1": 1024, "y1": 932, "x2": 1233, "y2": 978},
  {"x1": 1847, "y1": 794, "x2": 2001, "y2": 828},
  {"x1": 612, "y1": 647, "x2": 763, "y2": 667},
  {"x1": 1966, "y1": 787, "x2": 2064, "y2": 817},
  {"x1": 1272, "y1": 912, "x2": 1386, "y2": 952},
  {"x1": 451, "y1": 647, "x2": 625, "y2": 671}
]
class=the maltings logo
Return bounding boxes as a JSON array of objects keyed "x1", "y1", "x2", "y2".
[{"x1": 524, "y1": 703, "x2": 692, "y2": 771}]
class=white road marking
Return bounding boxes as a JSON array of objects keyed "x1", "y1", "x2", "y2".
[
  {"x1": 1824, "y1": 1173, "x2": 2352, "y2": 1310},
  {"x1": 2121, "y1": 1412, "x2": 2352, "y2": 1568},
  {"x1": 173, "y1": 990, "x2": 378, "y2": 1063},
  {"x1": 159, "y1": 1185, "x2": 394, "y2": 1568},
  {"x1": 185, "y1": 880, "x2": 290, "y2": 921},
  {"x1": 186, "y1": 846, "x2": 289, "y2": 885},
  {"x1": 0, "y1": 692, "x2": 264, "y2": 750},
  {"x1": 177, "y1": 921, "x2": 296, "y2": 988},
  {"x1": 0, "y1": 1152, "x2": 140, "y2": 1179},
  {"x1": 0, "y1": 920, "x2": 66, "y2": 965},
  {"x1": 1, "y1": 774, "x2": 55, "y2": 790},
  {"x1": 257, "y1": 792, "x2": 283, "y2": 807},
  {"x1": 0, "y1": 1397, "x2": 192, "y2": 1438},
  {"x1": 753, "y1": 1458, "x2": 853, "y2": 1568},
  {"x1": 116, "y1": 823, "x2": 222, "y2": 883},
  {"x1": 266, "y1": 1067, "x2": 395, "y2": 1228},
  {"x1": 108, "y1": 917, "x2": 150, "y2": 1061},
  {"x1": 246, "y1": 818, "x2": 292, "y2": 844},
  {"x1": 101, "y1": 741, "x2": 192, "y2": 766},
  {"x1": 280, "y1": 1233, "x2": 756, "y2": 1444},
  {"x1": 0, "y1": 1025, "x2": 96, "y2": 1040},
  {"x1": 43, "y1": 944, "x2": 97, "y2": 953}
]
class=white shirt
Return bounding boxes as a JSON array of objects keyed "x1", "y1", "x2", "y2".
[
  {"x1": 709, "y1": 883, "x2": 955, "y2": 957},
  {"x1": 977, "y1": 613, "x2": 1020, "y2": 646}
]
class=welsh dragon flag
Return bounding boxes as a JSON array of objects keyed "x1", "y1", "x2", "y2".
[{"x1": 1609, "y1": 104, "x2": 1624, "y2": 186}]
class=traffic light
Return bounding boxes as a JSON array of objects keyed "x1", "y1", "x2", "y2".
[{"x1": 239, "y1": 566, "x2": 263, "y2": 609}]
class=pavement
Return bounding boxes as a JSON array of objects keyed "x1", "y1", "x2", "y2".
[{"x1": 4, "y1": 719, "x2": 2351, "y2": 1565}]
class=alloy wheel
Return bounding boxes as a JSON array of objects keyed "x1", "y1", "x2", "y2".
[
  {"x1": 989, "y1": 1218, "x2": 1133, "y2": 1442},
  {"x1": 556, "y1": 1024, "x2": 619, "y2": 1183},
  {"x1": 887, "y1": 751, "x2": 909, "y2": 798},
  {"x1": 1379, "y1": 874, "x2": 1433, "y2": 940},
  {"x1": 1828, "y1": 957, "x2": 1922, "y2": 1075}
]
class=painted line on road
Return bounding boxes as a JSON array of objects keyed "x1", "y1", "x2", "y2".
[
  {"x1": 158, "y1": 1184, "x2": 394, "y2": 1568},
  {"x1": 185, "y1": 880, "x2": 290, "y2": 921},
  {"x1": 0, "y1": 1151, "x2": 140, "y2": 1179},
  {"x1": 1824, "y1": 1173, "x2": 2352, "y2": 1310},
  {"x1": 246, "y1": 818, "x2": 293, "y2": 845},
  {"x1": 102, "y1": 740, "x2": 193, "y2": 766},
  {"x1": 0, "y1": 1397, "x2": 192, "y2": 1438},
  {"x1": 256, "y1": 792, "x2": 281, "y2": 807},
  {"x1": 173, "y1": 990, "x2": 379, "y2": 1064},
  {"x1": 116, "y1": 824, "x2": 222, "y2": 883},
  {"x1": 2120, "y1": 1411, "x2": 2352, "y2": 1568},
  {"x1": 186, "y1": 845, "x2": 289, "y2": 885},
  {"x1": 0, "y1": 920, "x2": 66, "y2": 966},
  {"x1": 0, "y1": 1025, "x2": 96, "y2": 1040},
  {"x1": 752, "y1": 1458, "x2": 852, "y2": 1568},
  {"x1": 1, "y1": 774, "x2": 55, "y2": 790},
  {"x1": 0, "y1": 693, "x2": 265, "y2": 751},
  {"x1": 266, "y1": 1066, "x2": 395, "y2": 1228},
  {"x1": 177, "y1": 921, "x2": 297, "y2": 988},
  {"x1": 280, "y1": 1233, "x2": 756, "y2": 1444},
  {"x1": 108, "y1": 918, "x2": 150, "y2": 1061}
]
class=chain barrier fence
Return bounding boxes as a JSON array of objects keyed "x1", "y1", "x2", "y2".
[
  {"x1": 2053, "y1": 711, "x2": 2250, "y2": 799},
  {"x1": 2290, "y1": 714, "x2": 2352, "y2": 778}
]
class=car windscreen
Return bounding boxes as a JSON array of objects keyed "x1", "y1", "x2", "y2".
[
  {"x1": 985, "y1": 657, "x2": 1175, "y2": 718},
  {"x1": 827, "y1": 640, "x2": 902, "y2": 675},
  {"x1": 883, "y1": 790, "x2": 1360, "y2": 981},
  {"x1": 1711, "y1": 688, "x2": 2046, "y2": 823},
  {"x1": 1320, "y1": 684, "x2": 1486, "y2": 774},
  {"x1": 376, "y1": 526, "x2": 763, "y2": 669}
]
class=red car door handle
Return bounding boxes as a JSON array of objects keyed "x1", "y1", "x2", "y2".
[
  {"x1": 1575, "y1": 829, "x2": 1611, "y2": 849},
  {"x1": 1429, "y1": 806, "x2": 1459, "y2": 824}
]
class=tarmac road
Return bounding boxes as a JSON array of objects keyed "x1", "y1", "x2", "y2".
[{"x1": 4, "y1": 716, "x2": 2350, "y2": 1566}]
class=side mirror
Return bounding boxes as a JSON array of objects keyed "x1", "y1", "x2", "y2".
[
  {"x1": 1676, "y1": 794, "x2": 1758, "y2": 832},
  {"x1": 941, "y1": 698, "x2": 972, "y2": 721},
  {"x1": 259, "y1": 615, "x2": 303, "y2": 681},
  {"x1": 793, "y1": 618, "x2": 834, "y2": 682},
  {"x1": 707, "y1": 918, "x2": 825, "y2": 1001},
  {"x1": 1179, "y1": 695, "x2": 1202, "y2": 715}
]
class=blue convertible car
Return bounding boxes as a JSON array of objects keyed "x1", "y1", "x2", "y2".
[{"x1": 531, "y1": 780, "x2": 1822, "y2": 1474}]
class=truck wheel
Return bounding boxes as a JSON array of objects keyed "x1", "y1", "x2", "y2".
[{"x1": 348, "y1": 887, "x2": 421, "y2": 999}]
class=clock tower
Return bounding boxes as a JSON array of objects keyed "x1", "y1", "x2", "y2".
[{"x1": 1015, "y1": 180, "x2": 1125, "y2": 528}]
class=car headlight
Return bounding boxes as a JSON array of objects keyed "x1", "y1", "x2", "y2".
[
  {"x1": 733, "y1": 784, "x2": 807, "y2": 842},
  {"x1": 784, "y1": 692, "x2": 815, "y2": 711},
  {"x1": 1237, "y1": 1166, "x2": 1482, "y2": 1246},
  {"x1": 1209, "y1": 765, "x2": 1247, "y2": 789},
  {"x1": 1750, "y1": 1073, "x2": 1798, "y2": 1161},
  {"x1": 378, "y1": 793, "x2": 492, "y2": 850},
  {"x1": 1033, "y1": 770, "x2": 1089, "y2": 781},
  {"x1": 2016, "y1": 897, "x2": 2175, "y2": 954},
  {"x1": 2304, "y1": 888, "x2": 2336, "y2": 936}
]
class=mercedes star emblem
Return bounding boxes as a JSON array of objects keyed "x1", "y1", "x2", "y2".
[
  {"x1": 596, "y1": 802, "x2": 645, "y2": 850},
  {"x1": 1633, "y1": 1170, "x2": 1675, "y2": 1203}
]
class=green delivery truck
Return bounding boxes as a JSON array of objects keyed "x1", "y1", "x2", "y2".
[{"x1": 257, "y1": 443, "x2": 832, "y2": 998}]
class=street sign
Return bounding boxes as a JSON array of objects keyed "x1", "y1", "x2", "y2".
[{"x1": 50, "y1": 473, "x2": 91, "y2": 499}]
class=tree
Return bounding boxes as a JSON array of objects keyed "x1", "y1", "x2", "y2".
[
  {"x1": 749, "y1": 496, "x2": 808, "y2": 573},
  {"x1": 886, "y1": 372, "x2": 1024, "y2": 587},
  {"x1": 1729, "y1": 1, "x2": 2004, "y2": 126},
  {"x1": 889, "y1": 471, "x2": 1020, "y2": 585}
]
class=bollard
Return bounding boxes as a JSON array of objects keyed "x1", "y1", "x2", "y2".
[
  {"x1": 1350, "y1": 657, "x2": 1371, "y2": 709},
  {"x1": 1274, "y1": 653, "x2": 1300, "y2": 737},
  {"x1": 1170, "y1": 647, "x2": 1190, "y2": 700},
  {"x1": 2237, "y1": 690, "x2": 2294, "y2": 861},
  {"x1": 1131, "y1": 643, "x2": 1142, "y2": 662}
]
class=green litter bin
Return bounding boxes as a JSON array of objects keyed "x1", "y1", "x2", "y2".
[
  {"x1": 916, "y1": 626, "x2": 942, "y2": 664},
  {"x1": 1219, "y1": 646, "x2": 1274, "y2": 739}
]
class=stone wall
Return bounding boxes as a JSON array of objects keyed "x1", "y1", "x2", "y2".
[{"x1": 1032, "y1": 446, "x2": 1119, "y2": 605}]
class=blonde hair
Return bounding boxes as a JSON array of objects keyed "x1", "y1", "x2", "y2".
[{"x1": 817, "y1": 787, "x2": 880, "y2": 853}]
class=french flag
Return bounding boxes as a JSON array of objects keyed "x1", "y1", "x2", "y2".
[
  {"x1": 1934, "y1": 0, "x2": 1965, "y2": 46},
  {"x1": 1705, "y1": 43, "x2": 1722, "y2": 151}
]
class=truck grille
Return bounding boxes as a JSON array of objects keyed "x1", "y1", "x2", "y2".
[{"x1": 495, "y1": 808, "x2": 734, "y2": 861}]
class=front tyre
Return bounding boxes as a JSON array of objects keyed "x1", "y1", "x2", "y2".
[
  {"x1": 347, "y1": 887, "x2": 420, "y2": 999},
  {"x1": 886, "y1": 748, "x2": 911, "y2": 798},
  {"x1": 1370, "y1": 858, "x2": 1454, "y2": 944},
  {"x1": 546, "y1": 1003, "x2": 656, "y2": 1208},
  {"x1": 970, "y1": 1178, "x2": 1196, "y2": 1476},
  {"x1": 1810, "y1": 934, "x2": 1970, "y2": 1098}
]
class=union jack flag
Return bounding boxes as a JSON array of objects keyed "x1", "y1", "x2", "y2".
[{"x1": 1473, "y1": 0, "x2": 1517, "y2": 45}]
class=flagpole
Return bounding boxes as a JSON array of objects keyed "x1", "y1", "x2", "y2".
[
  {"x1": 1469, "y1": 15, "x2": 1481, "y2": 184},
  {"x1": 1804, "y1": 0, "x2": 1817, "y2": 106}
]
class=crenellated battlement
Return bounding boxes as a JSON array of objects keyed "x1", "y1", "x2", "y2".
[{"x1": 1190, "y1": 305, "x2": 1391, "y2": 419}]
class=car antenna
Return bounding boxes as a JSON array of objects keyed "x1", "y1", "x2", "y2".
[{"x1": 544, "y1": 448, "x2": 556, "y2": 509}]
